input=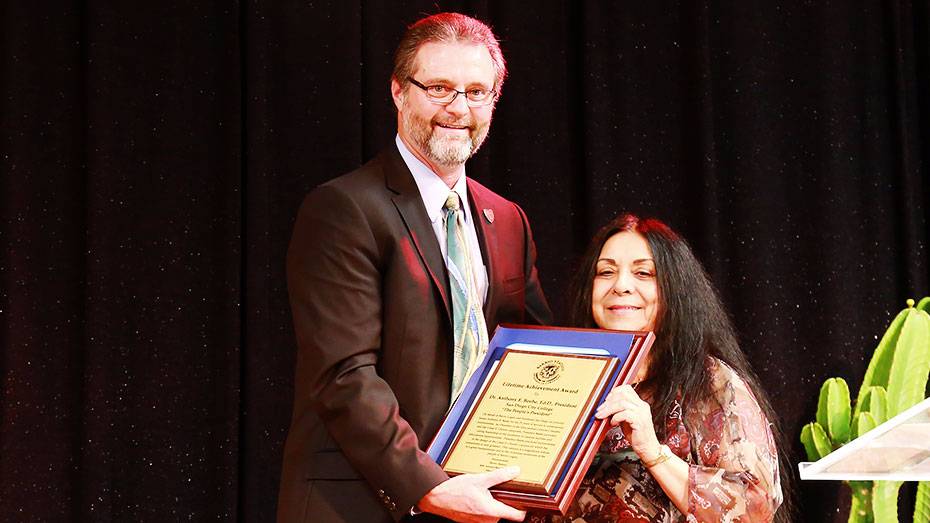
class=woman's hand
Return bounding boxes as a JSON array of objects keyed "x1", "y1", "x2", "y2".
[
  {"x1": 594, "y1": 384, "x2": 662, "y2": 461},
  {"x1": 595, "y1": 385, "x2": 690, "y2": 514}
]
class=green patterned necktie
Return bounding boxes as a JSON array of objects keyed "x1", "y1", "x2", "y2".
[{"x1": 444, "y1": 192, "x2": 489, "y2": 405}]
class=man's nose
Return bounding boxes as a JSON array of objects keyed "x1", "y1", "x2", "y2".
[{"x1": 443, "y1": 92, "x2": 470, "y2": 116}]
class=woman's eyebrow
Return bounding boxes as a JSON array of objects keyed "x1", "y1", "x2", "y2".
[{"x1": 598, "y1": 258, "x2": 654, "y2": 264}]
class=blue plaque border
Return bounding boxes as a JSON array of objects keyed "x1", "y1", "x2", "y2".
[{"x1": 427, "y1": 325, "x2": 648, "y2": 501}]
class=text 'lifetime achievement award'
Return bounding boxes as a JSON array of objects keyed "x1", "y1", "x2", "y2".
[{"x1": 427, "y1": 325, "x2": 654, "y2": 514}]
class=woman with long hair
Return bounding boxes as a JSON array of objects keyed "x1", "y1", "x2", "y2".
[{"x1": 529, "y1": 214, "x2": 791, "y2": 522}]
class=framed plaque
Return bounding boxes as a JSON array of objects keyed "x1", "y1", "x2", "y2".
[{"x1": 427, "y1": 325, "x2": 654, "y2": 514}]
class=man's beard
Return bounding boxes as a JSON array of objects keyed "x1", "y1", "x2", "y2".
[{"x1": 401, "y1": 107, "x2": 491, "y2": 167}]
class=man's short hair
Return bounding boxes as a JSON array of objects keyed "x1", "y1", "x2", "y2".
[{"x1": 392, "y1": 12, "x2": 507, "y2": 95}]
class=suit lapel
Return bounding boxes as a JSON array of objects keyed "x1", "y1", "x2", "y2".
[
  {"x1": 382, "y1": 147, "x2": 452, "y2": 322},
  {"x1": 468, "y1": 183, "x2": 498, "y2": 322}
]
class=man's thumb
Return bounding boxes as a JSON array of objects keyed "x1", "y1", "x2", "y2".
[{"x1": 480, "y1": 465, "x2": 521, "y2": 487}]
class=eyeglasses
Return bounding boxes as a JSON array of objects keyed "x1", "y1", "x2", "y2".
[{"x1": 407, "y1": 77, "x2": 496, "y2": 107}]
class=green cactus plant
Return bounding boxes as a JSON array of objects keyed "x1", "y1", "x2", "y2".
[
  {"x1": 800, "y1": 298, "x2": 930, "y2": 523},
  {"x1": 915, "y1": 296, "x2": 928, "y2": 309},
  {"x1": 850, "y1": 409, "x2": 878, "y2": 439},
  {"x1": 800, "y1": 420, "x2": 832, "y2": 460},
  {"x1": 916, "y1": 481, "x2": 930, "y2": 523},
  {"x1": 848, "y1": 480, "x2": 874, "y2": 523},
  {"x1": 858, "y1": 386, "x2": 887, "y2": 425},
  {"x1": 818, "y1": 378, "x2": 852, "y2": 444},
  {"x1": 918, "y1": 298, "x2": 930, "y2": 523}
]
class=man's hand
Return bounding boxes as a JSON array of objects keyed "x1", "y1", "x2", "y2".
[{"x1": 417, "y1": 466, "x2": 526, "y2": 523}]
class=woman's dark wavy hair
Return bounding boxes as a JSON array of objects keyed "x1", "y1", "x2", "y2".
[{"x1": 568, "y1": 214, "x2": 794, "y2": 522}]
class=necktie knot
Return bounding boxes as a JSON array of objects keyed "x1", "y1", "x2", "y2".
[{"x1": 444, "y1": 192, "x2": 461, "y2": 212}]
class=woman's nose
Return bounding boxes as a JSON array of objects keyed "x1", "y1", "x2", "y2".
[{"x1": 611, "y1": 272, "x2": 633, "y2": 295}]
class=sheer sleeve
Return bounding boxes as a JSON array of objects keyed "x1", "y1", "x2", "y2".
[{"x1": 684, "y1": 359, "x2": 783, "y2": 522}]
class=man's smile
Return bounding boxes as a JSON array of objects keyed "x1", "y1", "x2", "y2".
[{"x1": 433, "y1": 119, "x2": 473, "y2": 132}]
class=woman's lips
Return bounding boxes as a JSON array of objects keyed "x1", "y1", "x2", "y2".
[{"x1": 607, "y1": 305, "x2": 641, "y2": 312}]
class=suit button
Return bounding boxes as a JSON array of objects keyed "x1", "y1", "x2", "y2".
[
  {"x1": 376, "y1": 489, "x2": 386, "y2": 499},
  {"x1": 388, "y1": 501, "x2": 397, "y2": 511}
]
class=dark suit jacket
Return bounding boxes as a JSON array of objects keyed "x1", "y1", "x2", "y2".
[{"x1": 278, "y1": 145, "x2": 552, "y2": 522}]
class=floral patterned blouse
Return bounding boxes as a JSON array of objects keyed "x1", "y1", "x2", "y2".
[{"x1": 527, "y1": 357, "x2": 782, "y2": 523}]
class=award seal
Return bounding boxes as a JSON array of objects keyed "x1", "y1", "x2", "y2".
[{"x1": 534, "y1": 360, "x2": 565, "y2": 384}]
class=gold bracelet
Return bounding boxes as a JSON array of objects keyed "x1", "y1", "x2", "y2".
[{"x1": 642, "y1": 445, "x2": 672, "y2": 468}]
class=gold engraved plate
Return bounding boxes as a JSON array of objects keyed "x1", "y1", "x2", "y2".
[{"x1": 442, "y1": 350, "x2": 613, "y2": 490}]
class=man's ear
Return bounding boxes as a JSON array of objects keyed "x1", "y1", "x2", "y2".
[{"x1": 390, "y1": 77, "x2": 405, "y2": 111}]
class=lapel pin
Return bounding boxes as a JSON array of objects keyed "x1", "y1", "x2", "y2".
[{"x1": 483, "y1": 208, "x2": 494, "y2": 224}]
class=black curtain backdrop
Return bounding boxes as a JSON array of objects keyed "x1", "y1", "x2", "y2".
[{"x1": 2, "y1": 1, "x2": 928, "y2": 521}]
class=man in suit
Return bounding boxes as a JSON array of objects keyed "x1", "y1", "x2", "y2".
[{"x1": 278, "y1": 13, "x2": 552, "y2": 522}]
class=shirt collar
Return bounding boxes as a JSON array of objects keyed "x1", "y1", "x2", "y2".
[{"x1": 395, "y1": 134, "x2": 471, "y2": 224}]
